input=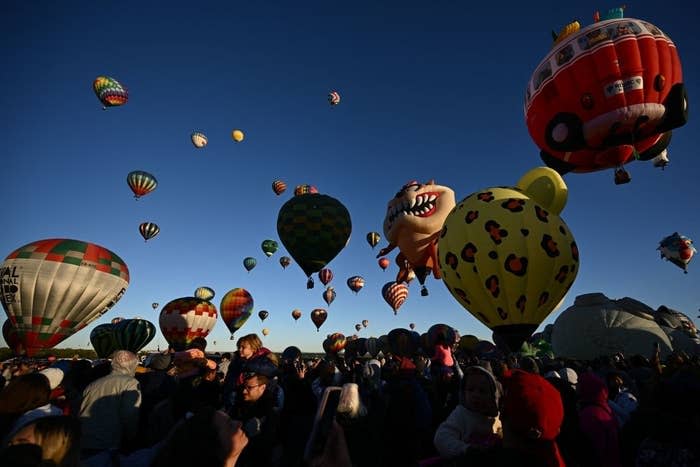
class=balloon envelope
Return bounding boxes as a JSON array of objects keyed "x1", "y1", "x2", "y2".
[
  {"x1": 310, "y1": 309, "x2": 327, "y2": 331},
  {"x1": 231, "y1": 129, "x2": 244, "y2": 142},
  {"x1": 272, "y1": 180, "x2": 287, "y2": 196},
  {"x1": 220, "y1": 288, "x2": 253, "y2": 337},
  {"x1": 258, "y1": 310, "x2": 269, "y2": 321},
  {"x1": 139, "y1": 222, "x2": 160, "y2": 241},
  {"x1": 347, "y1": 276, "x2": 365, "y2": 294},
  {"x1": 291, "y1": 309, "x2": 302, "y2": 321},
  {"x1": 243, "y1": 257, "x2": 257, "y2": 272},
  {"x1": 194, "y1": 286, "x2": 215, "y2": 301},
  {"x1": 382, "y1": 282, "x2": 408, "y2": 314},
  {"x1": 127, "y1": 171, "x2": 157, "y2": 199},
  {"x1": 322, "y1": 287, "x2": 336, "y2": 306},
  {"x1": 159, "y1": 297, "x2": 217, "y2": 351},
  {"x1": 279, "y1": 256, "x2": 292, "y2": 269},
  {"x1": 93, "y1": 76, "x2": 128, "y2": 108},
  {"x1": 366, "y1": 232, "x2": 381, "y2": 249},
  {"x1": 1, "y1": 238, "x2": 129, "y2": 356},
  {"x1": 191, "y1": 132, "x2": 208, "y2": 148},
  {"x1": 261, "y1": 240, "x2": 279, "y2": 257}
]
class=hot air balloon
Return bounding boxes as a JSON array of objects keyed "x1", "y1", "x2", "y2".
[
  {"x1": 318, "y1": 269, "x2": 333, "y2": 286},
  {"x1": 525, "y1": 10, "x2": 688, "y2": 184},
  {"x1": 382, "y1": 282, "x2": 408, "y2": 315},
  {"x1": 310, "y1": 309, "x2": 327, "y2": 331},
  {"x1": 159, "y1": 297, "x2": 218, "y2": 351},
  {"x1": 258, "y1": 310, "x2": 269, "y2": 322},
  {"x1": 323, "y1": 286, "x2": 336, "y2": 306},
  {"x1": 409, "y1": 323, "x2": 416, "y2": 330},
  {"x1": 293, "y1": 185, "x2": 319, "y2": 196},
  {"x1": 191, "y1": 132, "x2": 208, "y2": 148},
  {"x1": 387, "y1": 328, "x2": 419, "y2": 357},
  {"x1": 261, "y1": 240, "x2": 279, "y2": 258},
  {"x1": 347, "y1": 276, "x2": 365, "y2": 294},
  {"x1": 2, "y1": 319, "x2": 22, "y2": 355},
  {"x1": 243, "y1": 257, "x2": 257, "y2": 272},
  {"x1": 658, "y1": 232, "x2": 696, "y2": 273},
  {"x1": 127, "y1": 171, "x2": 157, "y2": 199},
  {"x1": 362, "y1": 319, "x2": 369, "y2": 328},
  {"x1": 437, "y1": 167, "x2": 579, "y2": 353},
  {"x1": 323, "y1": 332, "x2": 346, "y2": 353},
  {"x1": 139, "y1": 222, "x2": 160, "y2": 242},
  {"x1": 262, "y1": 328, "x2": 270, "y2": 336},
  {"x1": 194, "y1": 286, "x2": 216, "y2": 301},
  {"x1": 378, "y1": 180, "x2": 456, "y2": 296},
  {"x1": 231, "y1": 129, "x2": 245, "y2": 142},
  {"x1": 0, "y1": 239, "x2": 129, "y2": 357},
  {"x1": 114, "y1": 318, "x2": 157, "y2": 354},
  {"x1": 378, "y1": 257, "x2": 390, "y2": 271},
  {"x1": 152, "y1": 302, "x2": 159, "y2": 310},
  {"x1": 328, "y1": 90, "x2": 341, "y2": 106},
  {"x1": 280, "y1": 256, "x2": 292, "y2": 269},
  {"x1": 90, "y1": 323, "x2": 118, "y2": 359},
  {"x1": 355, "y1": 324, "x2": 362, "y2": 332},
  {"x1": 426, "y1": 323, "x2": 457, "y2": 354},
  {"x1": 272, "y1": 180, "x2": 287, "y2": 196},
  {"x1": 111, "y1": 317, "x2": 124, "y2": 324},
  {"x1": 366, "y1": 232, "x2": 381, "y2": 249},
  {"x1": 220, "y1": 288, "x2": 253, "y2": 339},
  {"x1": 291, "y1": 309, "x2": 302, "y2": 321},
  {"x1": 93, "y1": 76, "x2": 128, "y2": 109}
]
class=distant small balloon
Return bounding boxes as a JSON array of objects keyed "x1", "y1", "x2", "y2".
[
  {"x1": 152, "y1": 303, "x2": 159, "y2": 310},
  {"x1": 232, "y1": 129, "x2": 244, "y2": 142},
  {"x1": 258, "y1": 310, "x2": 269, "y2": 321},
  {"x1": 378, "y1": 257, "x2": 390, "y2": 271},
  {"x1": 243, "y1": 257, "x2": 257, "y2": 272},
  {"x1": 191, "y1": 132, "x2": 208, "y2": 148},
  {"x1": 195, "y1": 287, "x2": 216, "y2": 301},
  {"x1": 139, "y1": 222, "x2": 160, "y2": 242},
  {"x1": 328, "y1": 90, "x2": 341, "y2": 106},
  {"x1": 280, "y1": 256, "x2": 292, "y2": 269},
  {"x1": 294, "y1": 184, "x2": 319, "y2": 196},
  {"x1": 362, "y1": 319, "x2": 369, "y2": 328},
  {"x1": 291, "y1": 309, "x2": 302, "y2": 321},
  {"x1": 272, "y1": 180, "x2": 287, "y2": 196},
  {"x1": 355, "y1": 324, "x2": 362, "y2": 332},
  {"x1": 262, "y1": 328, "x2": 270, "y2": 336}
]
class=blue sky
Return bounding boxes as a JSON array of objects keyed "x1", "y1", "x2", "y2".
[{"x1": 2, "y1": 1, "x2": 699, "y2": 353}]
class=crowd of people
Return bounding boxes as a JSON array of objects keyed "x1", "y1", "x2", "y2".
[{"x1": 0, "y1": 332, "x2": 699, "y2": 467}]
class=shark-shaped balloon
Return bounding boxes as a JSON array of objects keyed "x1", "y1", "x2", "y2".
[{"x1": 378, "y1": 180, "x2": 456, "y2": 295}]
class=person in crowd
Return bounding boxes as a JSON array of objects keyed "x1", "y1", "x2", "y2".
[
  {"x1": 219, "y1": 353, "x2": 232, "y2": 379},
  {"x1": 454, "y1": 369, "x2": 566, "y2": 467},
  {"x1": 134, "y1": 354, "x2": 176, "y2": 449},
  {"x1": 577, "y1": 371, "x2": 621, "y2": 467},
  {"x1": 606, "y1": 371, "x2": 638, "y2": 428},
  {"x1": 222, "y1": 334, "x2": 275, "y2": 412},
  {"x1": 335, "y1": 382, "x2": 380, "y2": 466},
  {"x1": 433, "y1": 365, "x2": 503, "y2": 460},
  {"x1": 0, "y1": 372, "x2": 56, "y2": 443},
  {"x1": 227, "y1": 372, "x2": 282, "y2": 467},
  {"x1": 5, "y1": 415, "x2": 81, "y2": 467},
  {"x1": 150, "y1": 407, "x2": 249, "y2": 467},
  {"x1": 79, "y1": 350, "x2": 141, "y2": 458}
]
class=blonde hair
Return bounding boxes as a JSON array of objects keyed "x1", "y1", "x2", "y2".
[
  {"x1": 237, "y1": 334, "x2": 262, "y2": 353},
  {"x1": 337, "y1": 383, "x2": 367, "y2": 419},
  {"x1": 32, "y1": 416, "x2": 81, "y2": 466}
]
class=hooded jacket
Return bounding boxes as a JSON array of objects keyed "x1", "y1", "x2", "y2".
[{"x1": 577, "y1": 372, "x2": 621, "y2": 467}]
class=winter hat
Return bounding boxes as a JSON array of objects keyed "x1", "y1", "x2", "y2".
[
  {"x1": 38, "y1": 368, "x2": 64, "y2": 391},
  {"x1": 501, "y1": 369, "x2": 564, "y2": 441},
  {"x1": 148, "y1": 354, "x2": 172, "y2": 371}
]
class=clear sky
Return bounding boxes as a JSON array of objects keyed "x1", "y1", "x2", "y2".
[{"x1": 2, "y1": 1, "x2": 699, "y2": 353}]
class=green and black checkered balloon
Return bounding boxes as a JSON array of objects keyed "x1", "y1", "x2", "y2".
[{"x1": 277, "y1": 193, "x2": 352, "y2": 277}]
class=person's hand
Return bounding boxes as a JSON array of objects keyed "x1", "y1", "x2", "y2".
[{"x1": 225, "y1": 421, "x2": 249, "y2": 466}]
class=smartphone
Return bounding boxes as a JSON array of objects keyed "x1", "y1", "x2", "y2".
[{"x1": 303, "y1": 386, "x2": 342, "y2": 462}]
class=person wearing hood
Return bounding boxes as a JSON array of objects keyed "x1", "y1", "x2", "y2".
[
  {"x1": 434, "y1": 365, "x2": 503, "y2": 460},
  {"x1": 577, "y1": 371, "x2": 621, "y2": 467},
  {"x1": 79, "y1": 350, "x2": 141, "y2": 458}
]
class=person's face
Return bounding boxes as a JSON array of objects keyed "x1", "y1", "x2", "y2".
[
  {"x1": 238, "y1": 342, "x2": 254, "y2": 359},
  {"x1": 241, "y1": 376, "x2": 266, "y2": 402},
  {"x1": 463, "y1": 373, "x2": 496, "y2": 415},
  {"x1": 8, "y1": 423, "x2": 37, "y2": 446}
]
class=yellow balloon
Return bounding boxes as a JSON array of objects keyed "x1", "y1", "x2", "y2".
[
  {"x1": 262, "y1": 327, "x2": 270, "y2": 336},
  {"x1": 437, "y1": 168, "x2": 578, "y2": 351},
  {"x1": 516, "y1": 167, "x2": 568, "y2": 215},
  {"x1": 232, "y1": 129, "x2": 245, "y2": 142}
]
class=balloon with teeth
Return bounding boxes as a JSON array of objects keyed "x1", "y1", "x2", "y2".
[
  {"x1": 382, "y1": 281, "x2": 409, "y2": 315},
  {"x1": 377, "y1": 180, "x2": 456, "y2": 296},
  {"x1": 323, "y1": 286, "x2": 336, "y2": 306},
  {"x1": 658, "y1": 232, "x2": 696, "y2": 273}
]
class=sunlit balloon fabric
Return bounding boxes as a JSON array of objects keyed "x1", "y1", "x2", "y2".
[
  {"x1": 93, "y1": 76, "x2": 128, "y2": 109},
  {"x1": 127, "y1": 171, "x2": 157, "y2": 199},
  {"x1": 382, "y1": 281, "x2": 408, "y2": 314},
  {"x1": 272, "y1": 180, "x2": 287, "y2": 196},
  {"x1": 291, "y1": 309, "x2": 302, "y2": 321},
  {"x1": 220, "y1": 288, "x2": 253, "y2": 338},
  {"x1": 366, "y1": 232, "x2": 381, "y2": 249},
  {"x1": 437, "y1": 167, "x2": 579, "y2": 352},
  {"x1": 294, "y1": 185, "x2": 319, "y2": 196},
  {"x1": 139, "y1": 222, "x2": 160, "y2": 242},
  {"x1": 347, "y1": 276, "x2": 365, "y2": 294},
  {"x1": 525, "y1": 11, "x2": 688, "y2": 183},
  {"x1": 159, "y1": 297, "x2": 217, "y2": 351},
  {"x1": 231, "y1": 129, "x2": 245, "y2": 142},
  {"x1": 0, "y1": 239, "x2": 129, "y2": 356},
  {"x1": 323, "y1": 286, "x2": 336, "y2": 306},
  {"x1": 658, "y1": 232, "x2": 696, "y2": 273},
  {"x1": 191, "y1": 132, "x2": 208, "y2": 148},
  {"x1": 311, "y1": 308, "x2": 327, "y2": 331},
  {"x1": 194, "y1": 286, "x2": 215, "y2": 301}
]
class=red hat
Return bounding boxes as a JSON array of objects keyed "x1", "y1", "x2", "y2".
[{"x1": 500, "y1": 369, "x2": 564, "y2": 441}]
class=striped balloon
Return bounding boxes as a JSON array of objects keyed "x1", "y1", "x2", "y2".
[
  {"x1": 220, "y1": 288, "x2": 253, "y2": 338},
  {"x1": 293, "y1": 184, "x2": 319, "y2": 196},
  {"x1": 113, "y1": 318, "x2": 157, "y2": 354},
  {"x1": 328, "y1": 90, "x2": 341, "y2": 106},
  {"x1": 127, "y1": 171, "x2": 158, "y2": 199},
  {"x1": 191, "y1": 132, "x2": 208, "y2": 148},
  {"x1": 323, "y1": 332, "x2": 346, "y2": 354},
  {"x1": 93, "y1": 76, "x2": 128, "y2": 109},
  {"x1": 139, "y1": 222, "x2": 160, "y2": 241},
  {"x1": 318, "y1": 268, "x2": 333, "y2": 286},
  {"x1": 1, "y1": 238, "x2": 129, "y2": 357},
  {"x1": 382, "y1": 282, "x2": 409, "y2": 315},
  {"x1": 194, "y1": 286, "x2": 215, "y2": 301},
  {"x1": 90, "y1": 323, "x2": 118, "y2": 358},
  {"x1": 243, "y1": 257, "x2": 257, "y2": 272},
  {"x1": 272, "y1": 180, "x2": 287, "y2": 196},
  {"x1": 159, "y1": 297, "x2": 218, "y2": 351}
]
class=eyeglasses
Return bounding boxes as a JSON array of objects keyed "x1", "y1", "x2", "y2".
[{"x1": 242, "y1": 383, "x2": 264, "y2": 391}]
